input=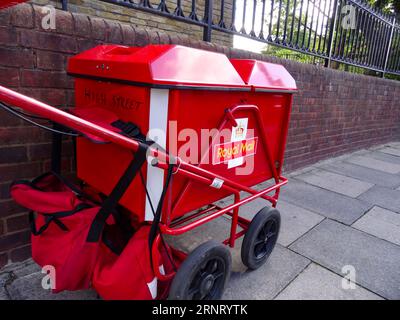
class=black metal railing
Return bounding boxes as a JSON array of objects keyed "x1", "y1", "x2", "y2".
[{"x1": 62, "y1": 0, "x2": 400, "y2": 76}]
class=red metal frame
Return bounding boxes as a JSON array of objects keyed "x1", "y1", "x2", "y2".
[{"x1": 0, "y1": 85, "x2": 288, "y2": 281}]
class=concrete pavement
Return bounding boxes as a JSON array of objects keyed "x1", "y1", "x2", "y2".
[{"x1": 1, "y1": 141, "x2": 400, "y2": 300}]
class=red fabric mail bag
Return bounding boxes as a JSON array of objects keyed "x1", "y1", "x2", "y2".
[{"x1": 10, "y1": 173, "x2": 102, "y2": 292}]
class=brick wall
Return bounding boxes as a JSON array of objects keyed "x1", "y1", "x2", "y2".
[
  {"x1": 0, "y1": 3, "x2": 399, "y2": 268},
  {"x1": 30, "y1": 0, "x2": 234, "y2": 47}
]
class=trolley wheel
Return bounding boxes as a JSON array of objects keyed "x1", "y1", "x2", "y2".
[
  {"x1": 241, "y1": 207, "x2": 281, "y2": 270},
  {"x1": 168, "y1": 241, "x2": 232, "y2": 300}
]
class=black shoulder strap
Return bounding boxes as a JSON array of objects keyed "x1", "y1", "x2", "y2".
[
  {"x1": 148, "y1": 163, "x2": 174, "y2": 253},
  {"x1": 86, "y1": 143, "x2": 148, "y2": 243}
]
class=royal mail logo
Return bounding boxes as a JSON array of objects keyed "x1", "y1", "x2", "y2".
[
  {"x1": 235, "y1": 125, "x2": 245, "y2": 139},
  {"x1": 213, "y1": 137, "x2": 258, "y2": 165},
  {"x1": 0, "y1": 1, "x2": 28, "y2": 10}
]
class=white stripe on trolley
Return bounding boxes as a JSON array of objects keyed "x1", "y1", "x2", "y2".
[{"x1": 145, "y1": 89, "x2": 169, "y2": 221}]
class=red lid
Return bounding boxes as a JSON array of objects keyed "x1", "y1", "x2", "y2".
[
  {"x1": 230, "y1": 59, "x2": 297, "y2": 91},
  {"x1": 68, "y1": 45, "x2": 247, "y2": 89}
]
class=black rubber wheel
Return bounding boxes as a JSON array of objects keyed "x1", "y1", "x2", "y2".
[
  {"x1": 168, "y1": 241, "x2": 232, "y2": 300},
  {"x1": 241, "y1": 207, "x2": 281, "y2": 270}
]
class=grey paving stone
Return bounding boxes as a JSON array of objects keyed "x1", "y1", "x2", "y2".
[
  {"x1": 294, "y1": 169, "x2": 374, "y2": 198},
  {"x1": 275, "y1": 263, "x2": 382, "y2": 300},
  {"x1": 0, "y1": 272, "x2": 11, "y2": 287},
  {"x1": 353, "y1": 206, "x2": 400, "y2": 245},
  {"x1": 358, "y1": 186, "x2": 400, "y2": 213},
  {"x1": 280, "y1": 179, "x2": 371, "y2": 225},
  {"x1": 378, "y1": 147, "x2": 400, "y2": 157},
  {"x1": 275, "y1": 201, "x2": 325, "y2": 246},
  {"x1": 345, "y1": 155, "x2": 400, "y2": 174},
  {"x1": 387, "y1": 142, "x2": 400, "y2": 149},
  {"x1": 238, "y1": 199, "x2": 324, "y2": 247},
  {"x1": 223, "y1": 245, "x2": 310, "y2": 300},
  {"x1": 3, "y1": 260, "x2": 41, "y2": 278},
  {"x1": 290, "y1": 219, "x2": 400, "y2": 300},
  {"x1": 0, "y1": 289, "x2": 8, "y2": 300},
  {"x1": 319, "y1": 161, "x2": 400, "y2": 189},
  {"x1": 6, "y1": 272, "x2": 98, "y2": 300},
  {"x1": 367, "y1": 151, "x2": 400, "y2": 165}
]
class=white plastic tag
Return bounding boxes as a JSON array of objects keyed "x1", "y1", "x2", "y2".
[{"x1": 210, "y1": 178, "x2": 224, "y2": 189}]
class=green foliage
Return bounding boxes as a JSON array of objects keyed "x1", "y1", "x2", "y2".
[{"x1": 260, "y1": 0, "x2": 399, "y2": 77}]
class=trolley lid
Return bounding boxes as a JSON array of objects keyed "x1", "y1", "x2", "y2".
[
  {"x1": 68, "y1": 45, "x2": 248, "y2": 90},
  {"x1": 230, "y1": 59, "x2": 297, "y2": 92}
]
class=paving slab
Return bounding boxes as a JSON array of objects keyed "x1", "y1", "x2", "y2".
[
  {"x1": 275, "y1": 263, "x2": 382, "y2": 300},
  {"x1": 0, "y1": 289, "x2": 8, "y2": 300},
  {"x1": 0, "y1": 273, "x2": 11, "y2": 300},
  {"x1": 240, "y1": 199, "x2": 325, "y2": 247},
  {"x1": 319, "y1": 161, "x2": 400, "y2": 189},
  {"x1": 358, "y1": 186, "x2": 400, "y2": 213},
  {"x1": 378, "y1": 147, "x2": 400, "y2": 157},
  {"x1": 345, "y1": 155, "x2": 400, "y2": 174},
  {"x1": 387, "y1": 142, "x2": 400, "y2": 149},
  {"x1": 290, "y1": 219, "x2": 400, "y2": 300},
  {"x1": 6, "y1": 272, "x2": 98, "y2": 300},
  {"x1": 294, "y1": 169, "x2": 374, "y2": 198},
  {"x1": 280, "y1": 179, "x2": 371, "y2": 225},
  {"x1": 223, "y1": 245, "x2": 310, "y2": 300},
  {"x1": 367, "y1": 151, "x2": 400, "y2": 165},
  {"x1": 275, "y1": 201, "x2": 324, "y2": 247},
  {"x1": 353, "y1": 206, "x2": 400, "y2": 245}
]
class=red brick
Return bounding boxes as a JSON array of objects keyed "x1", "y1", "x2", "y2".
[
  {"x1": 0, "y1": 200, "x2": 27, "y2": 219},
  {"x1": 6, "y1": 213, "x2": 29, "y2": 233},
  {"x1": 121, "y1": 24, "x2": 135, "y2": 45},
  {"x1": 158, "y1": 31, "x2": 170, "y2": 45},
  {"x1": 89, "y1": 17, "x2": 107, "y2": 41},
  {"x1": 0, "y1": 126, "x2": 45, "y2": 145},
  {"x1": 10, "y1": 3, "x2": 34, "y2": 29},
  {"x1": 0, "y1": 66, "x2": 19, "y2": 87},
  {"x1": 0, "y1": 220, "x2": 4, "y2": 236},
  {"x1": 76, "y1": 38, "x2": 101, "y2": 52},
  {"x1": 134, "y1": 28, "x2": 149, "y2": 47},
  {"x1": 0, "y1": 103, "x2": 21, "y2": 126},
  {"x1": 54, "y1": 10, "x2": 74, "y2": 35},
  {"x1": 21, "y1": 69, "x2": 72, "y2": 88},
  {"x1": 0, "y1": 252, "x2": 7, "y2": 269},
  {"x1": 0, "y1": 47, "x2": 34, "y2": 68},
  {"x1": 0, "y1": 229, "x2": 30, "y2": 252},
  {"x1": 0, "y1": 7, "x2": 11, "y2": 26},
  {"x1": 72, "y1": 12, "x2": 91, "y2": 38},
  {"x1": 148, "y1": 30, "x2": 160, "y2": 45},
  {"x1": 0, "y1": 26, "x2": 17, "y2": 46},
  {"x1": 0, "y1": 162, "x2": 42, "y2": 183},
  {"x1": 10, "y1": 244, "x2": 31, "y2": 262},
  {"x1": 28, "y1": 140, "x2": 73, "y2": 161},
  {"x1": 18, "y1": 88, "x2": 68, "y2": 106},
  {"x1": 0, "y1": 183, "x2": 10, "y2": 200},
  {"x1": 36, "y1": 50, "x2": 65, "y2": 71},
  {"x1": 19, "y1": 29, "x2": 77, "y2": 53},
  {"x1": 105, "y1": 20, "x2": 123, "y2": 44},
  {"x1": 0, "y1": 146, "x2": 28, "y2": 164}
]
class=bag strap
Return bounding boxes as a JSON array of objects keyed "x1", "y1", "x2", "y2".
[
  {"x1": 29, "y1": 203, "x2": 92, "y2": 236},
  {"x1": 148, "y1": 163, "x2": 174, "y2": 256},
  {"x1": 86, "y1": 143, "x2": 148, "y2": 243}
]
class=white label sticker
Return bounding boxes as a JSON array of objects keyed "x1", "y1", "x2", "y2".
[
  {"x1": 210, "y1": 178, "x2": 224, "y2": 189},
  {"x1": 228, "y1": 118, "x2": 248, "y2": 169}
]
